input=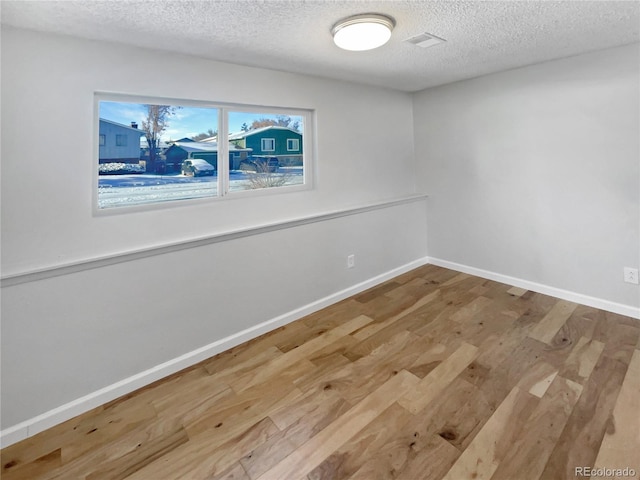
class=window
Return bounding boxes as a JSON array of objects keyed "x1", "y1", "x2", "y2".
[
  {"x1": 287, "y1": 138, "x2": 299, "y2": 151},
  {"x1": 261, "y1": 138, "x2": 275, "y2": 151},
  {"x1": 96, "y1": 95, "x2": 311, "y2": 211},
  {"x1": 228, "y1": 110, "x2": 305, "y2": 193}
]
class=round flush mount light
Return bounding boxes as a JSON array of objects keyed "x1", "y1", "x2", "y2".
[{"x1": 332, "y1": 14, "x2": 395, "y2": 51}]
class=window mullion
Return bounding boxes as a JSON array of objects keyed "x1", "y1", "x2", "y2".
[{"x1": 218, "y1": 108, "x2": 229, "y2": 196}]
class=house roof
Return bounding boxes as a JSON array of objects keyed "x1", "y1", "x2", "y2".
[
  {"x1": 140, "y1": 138, "x2": 170, "y2": 149},
  {"x1": 228, "y1": 126, "x2": 301, "y2": 140},
  {"x1": 99, "y1": 118, "x2": 145, "y2": 135},
  {"x1": 170, "y1": 141, "x2": 251, "y2": 153}
]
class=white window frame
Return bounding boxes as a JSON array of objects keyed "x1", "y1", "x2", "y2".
[
  {"x1": 115, "y1": 134, "x2": 127, "y2": 147},
  {"x1": 261, "y1": 138, "x2": 275, "y2": 152},
  {"x1": 94, "y1": 92, "x2": 314, "y2": 215},
  {"x1": 99, "y1": 134, "x2": 106, "y2": 146},
  {"x1": 286, "y1": 138, "x2": 299, "y2": 151}
]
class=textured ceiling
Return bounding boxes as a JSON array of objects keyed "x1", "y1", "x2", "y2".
[{"x1": 2, "y1": 0, "x2": 639, "y2": 92}]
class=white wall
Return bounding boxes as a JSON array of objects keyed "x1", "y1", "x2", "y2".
[
  {"x1": 1, "y1": 202, "x2": 427, "y2": 432},
  {"x1": 1, "y1": 27, "x2": 418, "y2": 275},
  {"x1": 1, "y1": 27, "x2": 426, "y2": 433},
  {"x1": 414, "y1": 44, "x2": 640, "y2": 311}
]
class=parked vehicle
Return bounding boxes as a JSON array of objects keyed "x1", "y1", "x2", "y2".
[
  {"x1": 181, "y1": 159, "x2": 215, "y2": 176},
  {"x1": 239, "y1": 156, "x2": 279, "y2": 173}
]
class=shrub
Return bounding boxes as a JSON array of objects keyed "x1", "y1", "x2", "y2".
[
  {"x1": 243, "y1": 163, "x2": 292, "y2": 189},
  {"x1": 99, "y1": 163, "x2": 145, "y2": 175}
]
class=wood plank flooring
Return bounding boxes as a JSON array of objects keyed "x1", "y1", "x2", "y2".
[{"x1": 2, "y1": 265, "x2": 639, "y2": 480}]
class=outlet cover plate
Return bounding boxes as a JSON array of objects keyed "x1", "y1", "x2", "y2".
[{"x1": 624, "y1": 267, "x2": 639, "y2": 284}]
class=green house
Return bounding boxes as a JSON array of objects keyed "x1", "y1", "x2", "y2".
[{"x1": 228, "y1": 126, "x2": 303, "y2": 166}]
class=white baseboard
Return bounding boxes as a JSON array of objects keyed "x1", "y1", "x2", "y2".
[
  {"x1": 0, "y1": 257, "x2": 429, "y2": 448},
  {"x1": 6, "y1": 255, "x2": 633, "y2": 448},
  {"x1": 427, "y1": 257, "x2": 640, "y2": 320}
]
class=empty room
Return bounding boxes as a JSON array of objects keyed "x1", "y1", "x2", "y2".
[{"x1": 1, "y1": 1, "x2": 639, "y2": 479}]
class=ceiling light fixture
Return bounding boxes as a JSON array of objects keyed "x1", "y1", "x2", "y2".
[{"x1": 332, "y1": 14, "x2": 395, "y2": 51}]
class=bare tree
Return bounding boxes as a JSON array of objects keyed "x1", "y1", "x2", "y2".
[
  {"x1": 191, "y1": 129, "x2": 217, "y2": 141},
  {"x1": 141, "y1": 105, "x2": 175, "y2": 173},
  {"x1": 250, "y1": 115, "x2": 300, "y2": 132}
]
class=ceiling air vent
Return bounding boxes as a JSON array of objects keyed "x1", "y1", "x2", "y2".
[{"x1": 405, "y1": 32, "x2": 446, "y2": 49}]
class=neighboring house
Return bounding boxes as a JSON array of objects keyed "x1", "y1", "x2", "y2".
[
  {"x1": 164, "y1": 141, "x2": 252, "y2": 172},
  {"x1": 140, "y1": 138, "x2": 170, "y2": 163},
  {"x1": 228, "y1": 126, "x2": 303, "y2": 166},
  {"x1": 99, "y1": 118, "x2": 145, "y2": 164}
]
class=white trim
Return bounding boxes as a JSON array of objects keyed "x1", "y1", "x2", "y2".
[
  {"x1": 0, "y1": 256, "x2": 429, "y2": 448},
  {"x1": 427, "y1": 257, "x2": 640, "y2": 320},
  {"x1": 286, "y1": 138, "x2": 299, "y2": 151},
  {"x1": 219, "y1": 107, "x2": 229, "y2": 195},
  {"x1": 5, "y1": 253, "x2": 636, "y2": 448},
  {"x1": 93, "y1": 93, "x2": 314, "y2": 214},
  {"x1": 261, "y1": 137, "x2": 275, "y2": 151},
  {"x1": 1, "y1": 194, "x2": 427, "y2": 286}
]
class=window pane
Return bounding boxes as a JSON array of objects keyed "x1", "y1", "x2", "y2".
[
  {"x1": 98, "y1": 101, "x2": 219, "y2": 209},
  {"x1": 115, "y1": 134, "x2": 128, "y2": 146},
  {"x1": 227, "y1": 111, "x2": 304, "y2": 193},
  {"x1": 287, "y1": 139, "x2": 299, "y2": 151},
  {"x1": 261, "y1": 138, "x2": 275, "y2": 151}
]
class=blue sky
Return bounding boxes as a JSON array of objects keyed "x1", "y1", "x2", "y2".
[{"x1": 100, "y1": 101, "x2": 302, "y2": 141}]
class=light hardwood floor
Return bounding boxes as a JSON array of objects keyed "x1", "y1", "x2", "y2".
[{"x1": 2, "y1": 265, "x2": 639, "y2": 480}]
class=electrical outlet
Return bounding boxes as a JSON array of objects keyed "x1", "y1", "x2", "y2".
[
  {"x1": 624, "y1": 267, "x2": 639, "y2": 285},
  {"x1": 347, "y1": 254, "x2": 355, "y2": 269}
]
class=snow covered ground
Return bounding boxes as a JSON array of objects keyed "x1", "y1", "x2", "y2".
[{"x1": 98, "y1": 168, "x2": 303, "y2": 209}]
